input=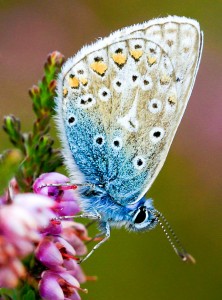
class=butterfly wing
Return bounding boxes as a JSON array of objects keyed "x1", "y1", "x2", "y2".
[{"x1": 56, "y1": 16, "x2": 203, "y2": 205}]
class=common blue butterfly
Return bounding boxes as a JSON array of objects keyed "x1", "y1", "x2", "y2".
[{"x1": 55, "y1": 16, "x2": 203, "y2": 262}]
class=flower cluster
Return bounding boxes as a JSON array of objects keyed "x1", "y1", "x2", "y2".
[
  {"x1": 0, "y1": 172, "x2": 89, "y2": 300},
  {"x1": 0, "y1": 186, "x2": 55, "y2": 288}
]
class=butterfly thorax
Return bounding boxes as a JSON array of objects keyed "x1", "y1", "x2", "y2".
[{"x1": 80, "y1": 185, "x2": 158, "y2": 232}]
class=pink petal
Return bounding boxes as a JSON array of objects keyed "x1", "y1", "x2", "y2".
[
  {"x1": 39, "y1": 271, "x2": 64, "y2": 300},
  {"x1": 54, "y1": 236, "x2": 76, "y2": 256},
  {"x1": 36, "y1": 237, "x2": 63, "y2": 268},
  {"x1": 70, "y1": 264, "x2": 86, "y2": 284},
  {"x1": 58, "y1": 271, "x2": 80, "y2": 288},
  {"x1": 0, "y1": 259, "x2": 26, "y2": 288},
  {"x1": 69, "y1": 291, "x2": 81, "y2": 300}
]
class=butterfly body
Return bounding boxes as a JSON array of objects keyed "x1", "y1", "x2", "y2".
[
  {"x1": 81, "y1": 188, "x2": 157, "y2": 232},
  {"x1": 56, "y1": 16, "x2": 203, "y2": 239}
]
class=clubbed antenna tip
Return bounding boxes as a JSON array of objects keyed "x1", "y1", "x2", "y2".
[{"x1": 153, "y1": 210, "x2": 196, "y2": 264}]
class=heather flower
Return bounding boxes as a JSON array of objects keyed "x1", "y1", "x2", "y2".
[
  {"x1": 0, "y1": 194, "x2": 55, "y2": 255},
  {"x1": 0, "y1": 237, "x2": 26, "y2": 288},
  {"x1": 35, "y1": 235, "x2": 78, "y2": 271},
  {"x1": 43, "y1": 218, "x2": 63, "y2": 235},
  {"x1": 0, "y1": 195, "x2": 7, "y2": 205},
  {"x1": 32, "y1": 173, "x2": 90, "y2": 299},
  {"x1": 33, "y1": 172, "x2": 80, "y2": 217},
  {"x1": 0, "y1": 193, "x2": 56, "y2": 288},
  {"x1": 69, "y1": 263, "x2": 87, "y2": 284},
  {"x1": 61, "y1": 221, "x2": 88, "y2": 256},
  {"x1": 0, "y1": 179, "x2": 90, "y2": 296},
  {"x1": 39, "y1": 270, "x2": 87, "y2": 300}
]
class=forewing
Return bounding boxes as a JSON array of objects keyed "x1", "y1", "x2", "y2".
[{"x1": 56, "y1": 16, "x2": 203, "y2": 204}]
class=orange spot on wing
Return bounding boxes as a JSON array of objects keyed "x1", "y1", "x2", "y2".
[
  {"x1": 90, "y1": 61, "x2": 107, "y2": 75},
  {"x1": 130, "y1": 49, "x2": 143, "y2": 60},
  {"x1": 112, "y1": 53, "x2": 127, "y2": 67},
  {"x1": 80, "y1": 77, "x2": 88, "y2": 86},
  {"x1": 68, "y1": 76, "x2": 80, "y2": 88},
  {"x1": 63, "y1": 88, "x2": 68, "y2": 97},
  {"x1": 147, "y1": 56, "x2": 157, "y2": 66}
]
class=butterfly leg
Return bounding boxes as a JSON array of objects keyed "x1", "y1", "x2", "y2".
[
  {"x1": 57, "y1": 212, "x2": 101, "y2": 221},
  {"x1": 37, "y1": 182, "x2": 95, "y2": 191},
  {"x1": 78, "y1": 222, "x2": 110, "y2": 263}
]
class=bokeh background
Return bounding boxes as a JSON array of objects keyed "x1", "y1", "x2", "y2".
[{"x1": 0, "y1": 1, "x2": 221, "y2": 299}]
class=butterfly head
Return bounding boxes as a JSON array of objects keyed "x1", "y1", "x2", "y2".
[{"x1": 127, "y1": 198, "x2": 158, "y2": 232}]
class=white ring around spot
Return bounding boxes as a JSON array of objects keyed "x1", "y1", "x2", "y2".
[
  {"x1": 111, "y1": 137, "x2": 123, "y2": 150},
  {"x1": 148, "y1": 98, "x2": 162, "y2": 114},
  {"x1": 133, "y1": 155, "x2": 146, "y2": 170},
  {"x1": 149, "y1": 127, "x2": 165, "y2": 144},
  {"x1": 98, "y1": 87, "x2": 111, "y2": 102},
  {"x1": 67, "y1": 114, "x2": 77, "y2": 126},
  {"x1": 93, "y1": 134, "x2": 105, "y2": 146}
]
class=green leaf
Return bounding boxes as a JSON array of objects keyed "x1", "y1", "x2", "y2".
[{"x1": 23, "y1": 290, "x2": 36, "y2": 300}]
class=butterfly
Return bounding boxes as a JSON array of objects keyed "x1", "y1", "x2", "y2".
[{"x1": 55, "y1": 16, "x2": 203, "y2": 262}]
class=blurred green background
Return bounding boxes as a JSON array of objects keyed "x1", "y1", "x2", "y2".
[{"x1": 0, "y1": 1, "x2": 221, "y2": 299}]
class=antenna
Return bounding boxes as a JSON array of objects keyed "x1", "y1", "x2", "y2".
[{"x1": 153, "y1": 209, "x2": 196, "y2": 264}]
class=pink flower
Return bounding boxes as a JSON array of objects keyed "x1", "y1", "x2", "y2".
[
  {"x1": 0, "y1": 173, "x2": 91, "y2": 294},
  {"x1": 33, "y1": 173, "x2": 80, "y2": 217},
  {"x1": 39, "y1": 270, "x2": 87, "y2": 300},
  {"x1": 42, "y1": 219, "x2": 63, "y2": 235},
  {"x1": 0, "y1": 193, "x2": 56, "y2": 288},
  {"x1": 69, "y1": 264, "x2": 86, "y2": 284},
  {"x1": 35, "y1": 236, "x2": 78, "y2": 271},
  {"x1": 0, "y1": 195, "x2": 7, "y2": 205},
  {"x1": 0, "y1": 237, "x2": 26, "y2": 288},
  {"x1": 0, "y1": 194, "x2": 55, "y2": 256},
  {"x1": 61, "y1": 222, "x2": 88, "y2": 256}
]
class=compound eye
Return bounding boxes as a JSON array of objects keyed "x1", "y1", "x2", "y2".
[{"x1": 134, "y1": 206, "x2": 147, "y2": 224}]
